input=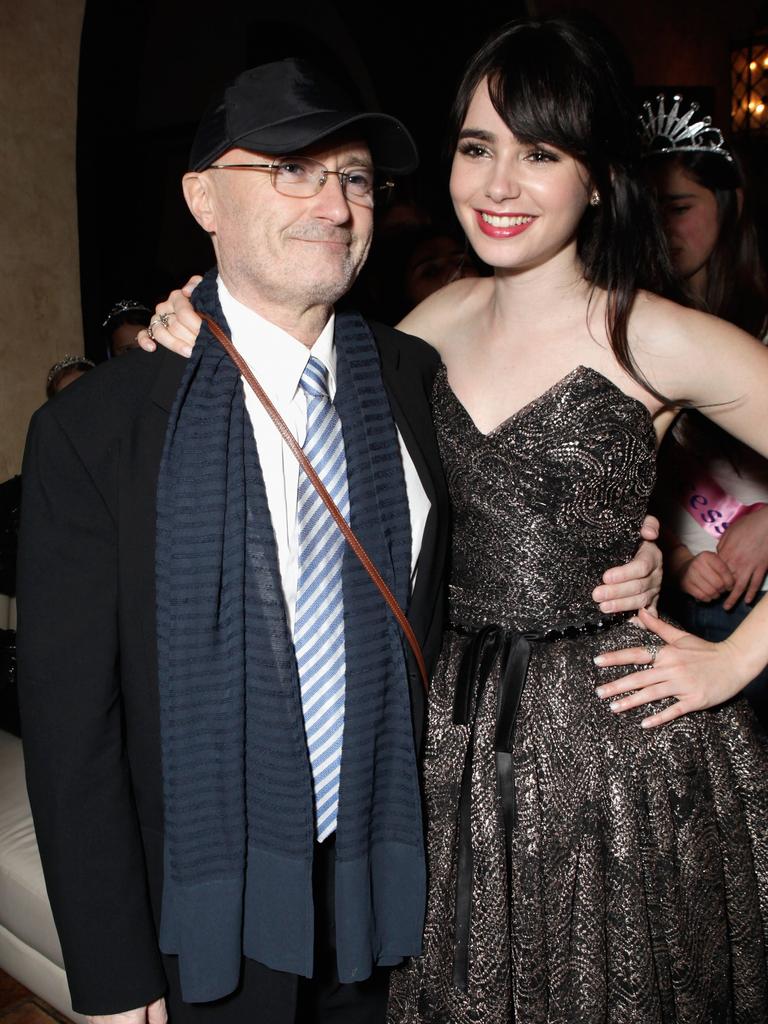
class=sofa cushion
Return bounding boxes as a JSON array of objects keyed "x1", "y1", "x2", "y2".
[{"x1": 0, "y1": 729, "x2": 64, "y2": 968}]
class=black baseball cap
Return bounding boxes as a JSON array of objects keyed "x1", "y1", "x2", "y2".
[{"x1": 189, "y1": 58, "x2": 418, "y2": 174}]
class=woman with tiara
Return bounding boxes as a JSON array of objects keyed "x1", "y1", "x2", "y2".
[
  {"x1": 147, "y1": 19, "x2": 768, "y2": 1021},
  {"x1": 641, "y1": 96, "x2": 768, "y2": 728}
]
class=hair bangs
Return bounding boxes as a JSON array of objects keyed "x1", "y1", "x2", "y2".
[
  {"x1": 450, "y1": 18, "x2": 635, "y2": 172},
  {"x1": 483, "y1": 34, "x2": 593, "y2": 159}
]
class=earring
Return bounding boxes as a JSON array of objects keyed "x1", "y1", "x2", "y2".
[{"x1": 589, "y1": 190, "x2": 601, "y2": 207}]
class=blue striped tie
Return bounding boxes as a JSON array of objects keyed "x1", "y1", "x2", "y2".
[{"x1": 295, "y1": 356, "x2": 349, "y2": 841}]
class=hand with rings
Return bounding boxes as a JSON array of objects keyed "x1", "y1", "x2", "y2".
[
  {"x1": 138, "y1": 276, "x2": 204, "y2": 356},
  {"x1": 592, "y1": 608, "x2": 753, "y2": 729},
  {"x1": 146, "y1": 312, "x2": 175, "y2": 341}
]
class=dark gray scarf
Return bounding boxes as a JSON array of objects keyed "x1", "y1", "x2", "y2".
[{"x1": 155, "y1": 272, "x2": 425, "y2": 1002}]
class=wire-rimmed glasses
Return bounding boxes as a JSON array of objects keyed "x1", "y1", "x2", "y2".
[{"x1": 208, "y1": 155, "x2": 395, "y2": 207}]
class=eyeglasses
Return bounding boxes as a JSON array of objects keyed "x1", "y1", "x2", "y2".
[{"x1": 208, "y1": 155, "x2": 394, "y2": 207}]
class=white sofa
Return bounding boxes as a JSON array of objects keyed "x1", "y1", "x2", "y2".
[{"x1": 0, "y1": 727, "x2": 87, "y2": 1023}]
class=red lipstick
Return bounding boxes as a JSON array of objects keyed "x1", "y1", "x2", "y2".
[{"x1": 474, "y1": 210, "x2": 536, "y2": 238}]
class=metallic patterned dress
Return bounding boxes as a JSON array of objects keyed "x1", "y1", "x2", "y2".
[{"x1": 388, "y1": 364, "x2": 768, "y2": 1024}]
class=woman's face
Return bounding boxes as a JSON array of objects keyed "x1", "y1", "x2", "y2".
[
  {"x1": 449, "y1": 80, "x2": 592, "y2": 275},
  {"x1": 650, "y1": 161, "x2": 720, "y2": 287}
]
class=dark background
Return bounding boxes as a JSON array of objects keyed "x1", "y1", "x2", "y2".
[
  {"x1": 77, "y1": 1, "x2": 768, "y2": 359},
  {"x1": 78, "y1": 2, "x2": 533, "y2": 357}
]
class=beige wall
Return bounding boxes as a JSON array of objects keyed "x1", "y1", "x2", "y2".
[{"x1": 0, "y1": 1, "x2": 85, "y2": 480}]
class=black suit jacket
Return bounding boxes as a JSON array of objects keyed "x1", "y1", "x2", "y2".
[{"x1": 17, "y1": 321, "x2": 448, "y2": 1017}]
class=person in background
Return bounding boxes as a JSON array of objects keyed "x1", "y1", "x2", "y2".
[
  {"x1": 358, "y1": 224, "x2": 481, "y2": 325},
  {"x1": 45, "y1": 355, "x2": 95, "y2": 399},
  {"x1": 3, "y1": 353, "x2": 93, "y2": 728},
  {"x1": 402, "y1": 227, "x2": 481, "y2": 308},
  {"x1": 642, "y1": 95, "x2": 768, "y2": 725},
  {"x1": 103, "y1": 299, "x2": 152, "y2": 357},
  {"x1": 5, "y1": 353, "x2": 94, "y2": 729}
]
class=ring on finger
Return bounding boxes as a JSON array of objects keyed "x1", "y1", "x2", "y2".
[
  {"x1": 158, "y1": 311, "x2": 175, "y2": 329},
  {"x1": 146, "y1": 322, "x2": 156, "y2": 341}
]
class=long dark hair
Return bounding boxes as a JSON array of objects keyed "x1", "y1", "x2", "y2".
[
  {"x1": 644, "y1": 150, "x2": 767, "y2": 337},
  {"x1": 449, "y1": 17, "x2": 678, "y2": 401},
  {"x1": 644, "y1": 151, "x2": 767, "y2": 463}
]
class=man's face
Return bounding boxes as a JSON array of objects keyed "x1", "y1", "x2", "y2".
[{"x1": 189, "y1": 137, "x2": 374, "y2": 313}]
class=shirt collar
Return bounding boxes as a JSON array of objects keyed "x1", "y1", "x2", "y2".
[{"x1": 217, "y1": 277, "x2": 337, "y2": 402}]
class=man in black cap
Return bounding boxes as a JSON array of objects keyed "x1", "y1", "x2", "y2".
[
  {"x1": 18, "y1": 59, "x2": 447, "y2": 1024},
  {"x1": 18, "y1": 59, "x2": 660, "y2": 1024}
]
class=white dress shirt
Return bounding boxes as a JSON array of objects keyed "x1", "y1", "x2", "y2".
[{"x1": 218, "y1": 279, "x2": 431, "y2": 632}]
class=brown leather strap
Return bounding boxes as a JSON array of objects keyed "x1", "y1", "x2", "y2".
[{"x1": 200, "y1": 312, "x2": 429, "y2": 693}]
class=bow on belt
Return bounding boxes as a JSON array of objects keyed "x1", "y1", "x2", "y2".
[
  {"x1": 450, "y1": 615, "x2": 617, "y2": 993},
  {"x1": 451, "y1": 625, "x2": 532, "y2": 992}
]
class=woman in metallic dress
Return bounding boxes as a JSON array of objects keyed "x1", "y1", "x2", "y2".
[{"x1": 384, "y1": 19, "x2": 768, "y2": 1022}]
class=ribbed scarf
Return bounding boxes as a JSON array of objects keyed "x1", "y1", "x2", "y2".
[{"x1": 155, "y1": 272, "x2": 425, "y2": 1002}]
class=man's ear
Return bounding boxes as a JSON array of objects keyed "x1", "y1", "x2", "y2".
[{"x1": 182, "y1": 172, "x2": 217, "y2": 233}]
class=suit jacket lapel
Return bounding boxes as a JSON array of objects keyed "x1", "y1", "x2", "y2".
[
  {"x1": 375, "y1": 331, "x2": 441, "y2": 513},
  {"x1": 371, "y1": 324, "x2": 449, "y2": 746}
]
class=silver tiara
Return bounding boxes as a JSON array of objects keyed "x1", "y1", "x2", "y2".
[
  {"x1": 46, "y1": 355, "x2": 95, "y2": 388},
  {"x1": 638, "y1": 94, "x2": 733, "y2": 162},
  {"x1": 102, "y1": 298, "x2": 151, "y2": 328}
]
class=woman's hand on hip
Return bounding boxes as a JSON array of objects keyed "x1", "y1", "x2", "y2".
[{"x1": 593, "y1": 608, "x2": 751, "y2": 728}]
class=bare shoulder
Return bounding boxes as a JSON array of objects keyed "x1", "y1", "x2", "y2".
[
  {"x1": 397, "y1": 277, "x2": 493, "y2": 353},
  {"x1": 630, "y1": 291, "x2": 704, "y2": 351},
  {"x1": 631, "y1": 289, "x2": 758, "y2": 351},
  {"x1": 629, "y1": 289, "x2": 768, "y2": 403}
]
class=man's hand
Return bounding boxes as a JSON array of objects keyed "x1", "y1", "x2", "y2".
[
  {"x1": 138, "y1": 276, "x2": 203, "y2": 357},
  {"x1": 87, "y1": 997, "x2": 167, "y2": 1024},
  {"x1": 716, "y1": 505, "x2": 768, "y2": 609},
  {"x1": 592, "y1": 515, "x2": 663, "y2": 615}
]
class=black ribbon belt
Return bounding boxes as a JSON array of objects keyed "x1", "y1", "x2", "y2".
[
  {"x1": 451, "y1": 625, "x2": 531, "y2": 993},
  {"x1": 449, "y1": 615, "x2": 619, "y2": 994}
]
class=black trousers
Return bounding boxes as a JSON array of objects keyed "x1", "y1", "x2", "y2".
[{"x1": 162, "y1": 838, "x2": 389, "y2": 1024}]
